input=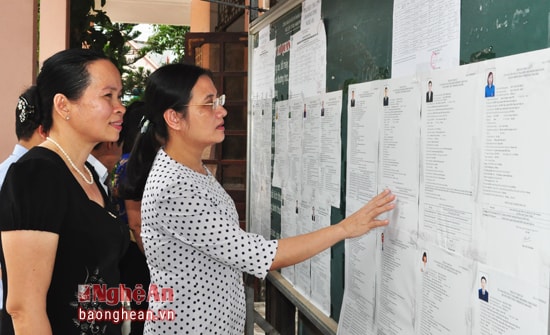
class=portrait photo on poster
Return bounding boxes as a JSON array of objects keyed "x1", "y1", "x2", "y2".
[
  {"x1": 426, "y1": 80, "x2": 433, "y2": 102},
  {"x1": 485, "y1": 71, "x2": 495, "y2": 98},
  {"x1": 478, "y1": 275, "x2": 489, "y2": 302}
]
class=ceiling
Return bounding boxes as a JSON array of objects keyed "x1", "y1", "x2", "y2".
[{"x1": 99, "y1": 0, "x2": 192, "y2": 25}]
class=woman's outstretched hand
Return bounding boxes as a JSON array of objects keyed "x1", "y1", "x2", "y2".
[
  {"x1": 270, "y1": 190, "x2": 395, "y2": 271},
  {"x1": 340, "y1": 189, "x2": 395, "y2": 239}
]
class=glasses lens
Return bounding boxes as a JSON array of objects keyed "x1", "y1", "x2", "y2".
[
  {"x1": 214, "y1": 94, "x2": 225, "y2": 109},
  {"x1": 213, "y1": 95, "x2": 226, "y2": 110}
]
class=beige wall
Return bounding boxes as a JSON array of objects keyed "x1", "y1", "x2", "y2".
[
  {"x1": 100, "y1": 0, "x2": 192, "y2": 26},
  {"x1": 0, "y1": 1, "x2": 38, "y2": 158},
  {"x1": 39, "y1": 0, "x2": 69, "y2": 65},
  {"x1": 0, "y1": 0, "x2": 68, "y2": 159},
  {"x1": 0, "y1": 0, "x2": 246, "y2": 159},
  {"x1": 190, "y1": 0, "x2": 212, "y2": 32}
]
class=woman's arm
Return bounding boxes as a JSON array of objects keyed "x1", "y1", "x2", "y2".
[
  {"x1": 270, "y1": 189, "x2": 395, "y2": 270},
  {"x1": 2, "y1": 230, "x2": 58, "y2": 335},
  {"x1": 125, "y1": 199, "x2": 144, "y2": 253}
]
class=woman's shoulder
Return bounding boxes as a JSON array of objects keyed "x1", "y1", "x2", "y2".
[
  {"x1": 1, "y1": 147, "x2": 76, "y2": 202},
  {"x1": 148, "y1": 149, "x2": 209, "y2": 194},
  {"x1": 9, "y1": 147, "x2": 66, "y2": 180},
  {"x1": 149, "y1": 149, "x2": 181, "y2": 180},
  {"x1": 0, "y1": 147, "x2": 72, "y2": 231},
  {"x1": 151, "y1": 149, "x2": 201, "y2": 178},
  {"x1": 17, "y1": 146, "x2": 64, "y2": 164}
]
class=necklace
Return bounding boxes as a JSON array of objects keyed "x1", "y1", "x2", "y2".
[{"x1": 46, "y1": 137, "x2": 94, "y2": 185}]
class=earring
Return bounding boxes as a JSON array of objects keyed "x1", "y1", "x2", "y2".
[{"x1": 65, "y1": 114, "x2": 70, "y2": 120}]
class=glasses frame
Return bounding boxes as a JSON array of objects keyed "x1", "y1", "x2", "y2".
[{"x1": 184, "y1": 94, "x2": 226, "y2": 111}]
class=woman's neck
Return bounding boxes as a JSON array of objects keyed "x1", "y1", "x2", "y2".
[
  {"x1": 41, "y1": 131, "x2": 92, "y2": 167},
  {"x1": 164, "y1": 142, "x2": 206, "y2": 175}
]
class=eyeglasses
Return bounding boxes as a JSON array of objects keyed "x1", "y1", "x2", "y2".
[{"x1": 184, "y1": 94, "x2": 226, "y2": 111}]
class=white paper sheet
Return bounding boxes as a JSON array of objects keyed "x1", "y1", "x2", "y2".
[
  {"x1": 252, "y1": 29, "x2": 276, "y2": 99},
  {"x1": 418, "y1": 65, "x2": 480, "y2": 254},
  {"x1": 310, "y1": 196, "x2": 331, "y2": 314},
  {"x1": 301, "y1": 96, "x2": 322, "y2": 188},
  {"x1": 472, "y1": 263, "x2": 549, "y2": 335},
  {"x1": 249, "y1": 98, "x2": 273, "y2": 239},
  {"x1": 392, "y1": 0, "x2": 460, "y2": 77},
  {"x1": 294, "y1": 185, "x2": 315, "y2": 298},
  {"x1": 337, "y1": 49, "x2": 550, "y2": 334},
  {"x1": 338, "y1": 232, "x2": 378, "y2": 335},
  {"x1": 280, "y1": 186, "x2": 296, "y2": 284},
  {"x1": 345, "y1": 82, "x2": 381, "y2": 210},
  {"x1": 288, "y1": 21, "x2": 327, "y2": 98},
  {"x1": 374, "y1": 230, "x2": 417, "y2": 334},
  {"x1": 272, "y1": 100, "x2": 289, "y2": 187},
  {"x1": 339, "y1": 83, "x2": 384, "y2": 333},
  {"x1": 479, "y1": 49, "x2": 550, "y2": 285},
  {"x1": 415, "y1": 242, "x2": 475, "y2": 334},
  {"x1": 378, "y1": 77, "x2": 421, "y2": 234},
  {"x1": 319, "y1": 91, "x2": 342, "y2": 207}
]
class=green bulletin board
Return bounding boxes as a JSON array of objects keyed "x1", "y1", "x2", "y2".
[{"x1": 250, "y1": 0, "x2": 550, "y2": 329}]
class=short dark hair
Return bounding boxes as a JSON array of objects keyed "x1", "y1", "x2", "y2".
[{"x1": 36, "y1": 48, "x2": 110, "y2": 132}]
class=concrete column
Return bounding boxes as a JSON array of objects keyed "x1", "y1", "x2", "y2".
[
  {"x1": 39, "y1": 0, "x2": 69, "y2": 64},
  {"x1": 0, "y1": 0, "x2": 38, "y2": 157},
  {"x1": 190, "y1": 0, "x2": 211, "y2": 32}
]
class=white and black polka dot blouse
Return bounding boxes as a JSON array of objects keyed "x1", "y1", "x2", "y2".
[{"x1": 141, "y1": 149, "x2": 278, "y2": 334}]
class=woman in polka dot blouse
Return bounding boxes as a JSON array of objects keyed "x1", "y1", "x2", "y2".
[{"x1": 121, "y1": 63, "x2": 395, "y2": 334}]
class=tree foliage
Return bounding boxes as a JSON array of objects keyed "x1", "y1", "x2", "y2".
[
  {"x1": 69, "y1": 1, "x2": 146, "y2": 98},
  {"x1": 70, "y1": 1, "x2": 140, "y2": 70},
  {"x1": 142, "y1": 25, "x2": 190, "y2": 63},
  {"x1": 69, "y1": 2, "x2": 188, "y2": 100},
  {"x1": 123, "y1": 66, "x2": 151, "y2": 102}
]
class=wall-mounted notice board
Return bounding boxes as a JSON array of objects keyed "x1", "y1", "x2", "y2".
[{"x1": 248, "y1": 0, "x2": 550, "y2": 333}]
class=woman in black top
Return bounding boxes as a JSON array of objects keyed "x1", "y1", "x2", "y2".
[{"x1": 0, "y1": 49, "x2": 128, "y2": 335}]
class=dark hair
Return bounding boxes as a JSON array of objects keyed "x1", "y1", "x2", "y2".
[
  {"x1": 120, "y1": 100, "x2": 146, "y2": 153},
  {"x1": 15, "y1": 86, "x2": 42, "y2": 140},
  {"x1": 36, "y1": 48, "x2": 110, "y2": 132},
  {"x1": 120, "y1": 63, "x2": 212, "y2": 200},
  {"x1": 481, "y1": 276, "x2": 487, "y2": 282},
  {"x1": 487, "y1": 71, "x2": 493, "y2": 83}
]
